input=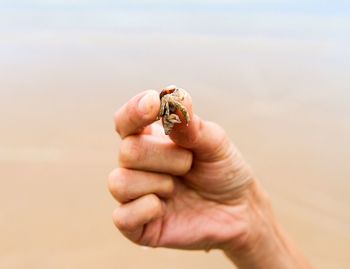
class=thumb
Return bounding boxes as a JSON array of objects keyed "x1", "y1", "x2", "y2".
[{"x1": 167, "y1": 89, "x2": 231, "y2": 162}]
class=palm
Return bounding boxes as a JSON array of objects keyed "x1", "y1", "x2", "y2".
[{"x1": 139, "y1": 125, "x2": 250, "y2": 249}]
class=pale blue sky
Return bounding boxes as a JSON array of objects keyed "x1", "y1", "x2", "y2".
[
  {"x1": 1, "y1": 0, "x2": 349, "y2": 42},
  {"x1": 1, "y1": 0, "x2": 349, "y2": 77}
]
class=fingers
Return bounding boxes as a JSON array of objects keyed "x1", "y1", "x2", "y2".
[
  {"x1": 115, "y1": 90, "x2": 160, "y2": 138},
  {"x1": 166, "y1": 89, "x2": 232, "y2": 162},
  {"x1": 112, "y1": 194, "x2": 164, "y2": 243},
  {"x1": 119, "y1": 134, "x2": 193, "y2": 176},
  {"x1": 108, "y1": 168, "x2": 175, "y2": 203},
  {"x1": 114, "y1": 88, "x2": 231, "y2": 164}
]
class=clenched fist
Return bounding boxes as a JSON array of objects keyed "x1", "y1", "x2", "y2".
[{"x1": 108, "y1": 87, "x2": 313, "y2": 269}]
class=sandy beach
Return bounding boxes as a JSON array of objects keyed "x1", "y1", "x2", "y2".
[{"x1": 1, "y1": 2, "x2": 350, "y2": 268}]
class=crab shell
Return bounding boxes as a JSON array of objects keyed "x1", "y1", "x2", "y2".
[{"x1": 159, "y1": 88, "x2": 176, "y2": 99}]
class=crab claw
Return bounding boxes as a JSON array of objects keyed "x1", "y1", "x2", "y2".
[
  {"x1": 166, "y1": 114, "x2": 181, "y2": 124},
  {"x1": 162, "y1": 114, "x2": 182, "y2": 135}
]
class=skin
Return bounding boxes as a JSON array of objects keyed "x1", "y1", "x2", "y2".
[{"x1": 109, "y1": 87, "x2": 314, "y2": 269}]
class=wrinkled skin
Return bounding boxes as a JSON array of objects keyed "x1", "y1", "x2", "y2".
[
  {"x1": 111, "y1": 88, "x2": 256, "y2": 250},
  {"x1": 109, "y1": 88, "x2": 314, "y2": 269}
]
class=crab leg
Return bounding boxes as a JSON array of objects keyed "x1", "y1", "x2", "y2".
[
  {"x1": 175, "y1": 102, "x2": 191, "y2": 124},
  {"x1": 158, "y1": 100, "x2": 165, "y2": 120}
]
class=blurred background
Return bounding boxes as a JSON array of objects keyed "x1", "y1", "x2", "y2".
[{"x1": 1, "y1": 0, "x2": 349, "y2": 268}]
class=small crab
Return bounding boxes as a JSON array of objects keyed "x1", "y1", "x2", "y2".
[{"x1": 158, "y1": 86, "x2": 190, "y2": 135}]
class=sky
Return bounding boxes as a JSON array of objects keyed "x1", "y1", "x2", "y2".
[
  {"x1": 0, "y1": 0, "x2": 349, "y2": 76},
  {"x1": 1, "y1": 0, "x2": 349, "y2": 41}
]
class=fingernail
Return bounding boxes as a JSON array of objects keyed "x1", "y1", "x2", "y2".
[{"x1": 138, "y1": 91, "x2": 158, "y2": 115}]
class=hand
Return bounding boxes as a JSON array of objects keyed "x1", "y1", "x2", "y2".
[
  {"x1": 108, "y1": 88, "x2": 314, "y2": 268},
  {"x1": 109, "y1": 87, "x2": 259, "y2": 249}
]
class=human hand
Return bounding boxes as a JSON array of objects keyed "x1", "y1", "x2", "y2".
[
  {"x1": 108, "y1": 87, "x2": 313, "y2": 268},
  {"x1": 108, "y1": 87, "x2": 260, "y2": 249}
]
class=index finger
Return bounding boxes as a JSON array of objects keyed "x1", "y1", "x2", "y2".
[{"x1": 114, "y1": 90, "x2": 160, "y2": 138}]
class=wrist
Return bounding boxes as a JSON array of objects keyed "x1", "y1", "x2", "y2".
[{"x1": 222, "y1": 181, "x2": 313, "y2": 269}]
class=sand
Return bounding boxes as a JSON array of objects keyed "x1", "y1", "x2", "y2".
[{"x1": 0, "y1": 32, "x2": 349, "y2": 268}]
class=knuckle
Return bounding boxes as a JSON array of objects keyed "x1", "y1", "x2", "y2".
[
  {"x1": 177, "y1": 150, "x2": 193, "y2": 175},
  {"x1": 162, "y1": 176, "x2": 175, "y2": 195},
  {"x1": 146, "y1": 194, "x2": 163, "y2": 217},
  {"x1": 108, "y1": 168, "x2": 129, "y2": 201},
  {"x1": 184, "y1": 151, "x2": 193, "y2": 172},
  {"x1": 112, "y1": 209, "x2": 132, "y2": 232},
  {"x1": 118, "y1": 136, "x2": 143, "y2": 166}
]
